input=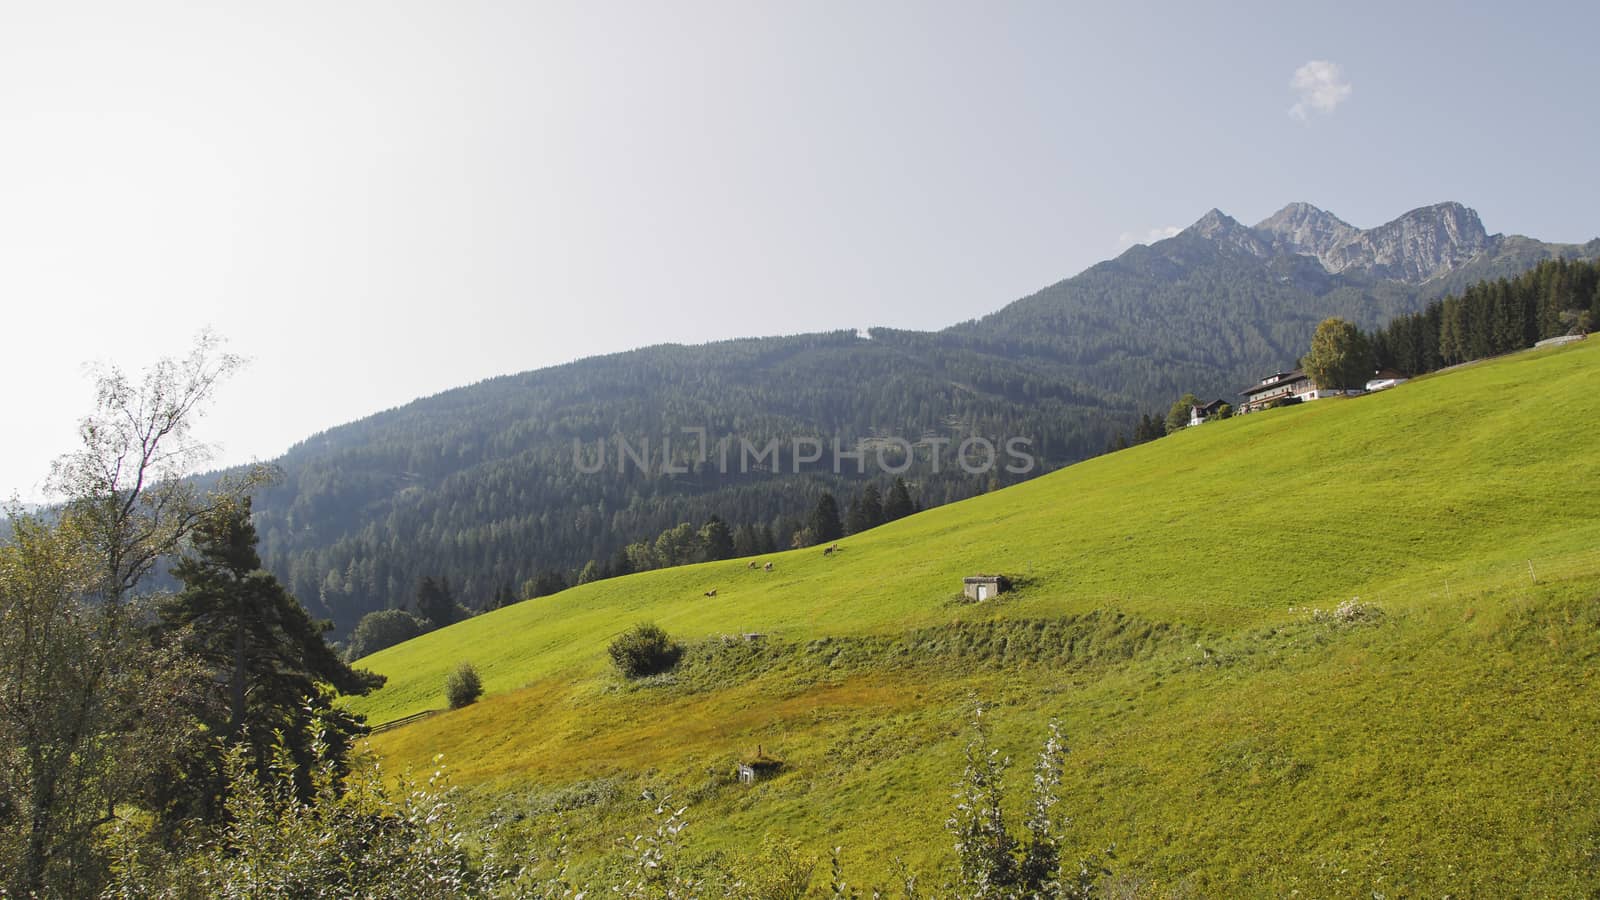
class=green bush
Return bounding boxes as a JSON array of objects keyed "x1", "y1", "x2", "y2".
[
  {"x1": 607, "y1": 622, "x2": 682, "y2": 678},
  {"x1": 344, "y1": 608, "x2": 427, "y2": 661},
  {"x1": 445, "y1": 662, "x2": 483, "y2": 709}
]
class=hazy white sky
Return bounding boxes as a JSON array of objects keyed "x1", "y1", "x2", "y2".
[{"x1": 4, "y1": 1, "x2": 1597, "y2": 499}]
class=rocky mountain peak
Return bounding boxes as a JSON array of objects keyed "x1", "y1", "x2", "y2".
[
  {"x1": 1173, "y1": 200, "x2": 1499, "y2": 283},
  {"x1": 1188, "y1": 208, "x2": 1241, "y2": 236},
  {"x1": 1321, "y1": 202, "x2": 1493, "y2": 282},
  {"x1": 1254, "y1": 202, "x2": 1360, "y2": 259},
  {"x1": 1183, "y1": 208, "x2": 1269, "y2": 257}
]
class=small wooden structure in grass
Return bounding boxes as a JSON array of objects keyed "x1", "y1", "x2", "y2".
[
  {"x1": 962, "y1": 574, "x2": 1011, "y2": 602},
  {"x1": 736, "y1": 745, "x2": 784, "y2": 784}
]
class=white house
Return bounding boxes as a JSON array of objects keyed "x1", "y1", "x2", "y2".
[
  {"x1": 1240, "y1": 369, "x2": 1363, "y2": 413},
  {"x1": 1187, "y1": 399, "x2": 1229, "y2": 426}
]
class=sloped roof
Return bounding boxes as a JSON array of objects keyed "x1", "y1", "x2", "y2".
[{"x1": 1241, "y1": 369, "x2": 1310, "y2": 396}]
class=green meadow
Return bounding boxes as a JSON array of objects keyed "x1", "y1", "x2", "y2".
[{"x1": 350, "y1": 340, "x2": 1600, "y2": 895}]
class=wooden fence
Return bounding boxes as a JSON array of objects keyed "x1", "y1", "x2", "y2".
[{"x1": 368, "y1": 709, "x2": 440, "y2": 735}]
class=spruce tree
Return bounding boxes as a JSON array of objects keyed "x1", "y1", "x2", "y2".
[
  {"x1": 163, "y1": 498, "x2": 383, "y2": 814},
  {"x1": 531, "y1": 569, "x2": 569, "y2": 598},
  {"x1": 845, "y1": 494, "x2": 869, "y2": 535},
  {"x1": 700, "y1": 515, "x2": 735, "y2": 561},
  {"x1": 859, "y1": 483, "x2": 885, "y2": 530},
  {"x1": 808, "y1": 493, "x2": 843, "y2": 545},
  {"x1": 732, "y1": 524, "x2": 758, "y2": 558},
  {"x1": 884, "y1": 477, "x2": 915, "y2": 522},
  {"x1": 414, "y1": 576, "x2": 455, "y2": 630}
]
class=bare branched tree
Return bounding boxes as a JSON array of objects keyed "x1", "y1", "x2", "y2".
[{"x1": 46, "y1": 329, "x2": 267, "y2": 605}]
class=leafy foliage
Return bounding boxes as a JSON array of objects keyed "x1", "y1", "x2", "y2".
[
  {"x1": 946, "y1": 707, "x2": 1100, "y2": 898},
  {"x1": 105, "y1": 731, "x2": 497, "y2": 899},
  {"x1": 1302, "y1": 317, "x2": 1374, "y2": 391},
  {"x1": 0, "y1": 513, "x2": 207, "y2": 896},
  {"x1": 446, "y1": 662, "x2": 484, "y2": 709},
  {"x1": 345, "y1": 608, "x2": 429, "y2": 660},
  {"x1": 608, "y1": 623, "x2": 683, "y2": 679},
  {"x1": 1163, "y1": 393, "x2": 1200, "y2": 435},
  {"x1": 1, "y1": 334, "x2": 257, "y2": 896}
]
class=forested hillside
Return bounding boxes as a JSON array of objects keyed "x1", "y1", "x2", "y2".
[{"x1": 243, "y1": 202, "x2": 1598, "y2": 632}]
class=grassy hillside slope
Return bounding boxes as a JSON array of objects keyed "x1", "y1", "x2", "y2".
[{"x1": 351, "y1": 340, "x2": 1600, "y2": 894}]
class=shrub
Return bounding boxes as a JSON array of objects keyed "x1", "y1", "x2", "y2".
[
  {"x1": 445, "y1": 662, "x2": 484, "y2": 709},
  {"x1": 608, "y1": 622, "x2": 682, "y2": 678},
  {"x1": 947, "y1": 706, "x2": 1110, "y2": 898},
  {"x1": 344, "y1": 608, "x2": 427, "y2": 661}
]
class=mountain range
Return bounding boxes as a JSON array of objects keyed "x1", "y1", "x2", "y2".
[{"x1": 241, "y1": 202, "x2": 1599, "y2": 632}]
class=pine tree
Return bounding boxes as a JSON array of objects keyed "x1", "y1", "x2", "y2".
[
  {"x1": 414, "y1": 576, "x2": 455, "y2": 630},
  {"x1": 732, "y1": 524, "x2": 758, "y2": 558},
  {"x1": 884, "y1": 477, "x2": 915, "y2": 522},
  {"x1": 699, "y1": 515, "x2": 735, "y2": 561},
  {"x1": 845, "y1": 494, "x2": 869, "y2": 536},
  {"x1": 163, "y1": 498, "x2": 383, "y2": 814},
  {"x1": 530, "y1": 569, "x2": 568, "y2": 598},
  {"x1": 859, "y1": 484, "x2": 885, "y2": 530},
  {"x1": 808, "y1": 493, "x2": 843, "y2": 545}
]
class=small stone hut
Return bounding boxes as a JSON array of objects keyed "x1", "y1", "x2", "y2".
[{"x1": 962, "y1": 575, "x2": 1011, "y2": 602}]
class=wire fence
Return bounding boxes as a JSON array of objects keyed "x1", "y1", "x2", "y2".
[{"x1": 1354, "y1": 544, "x2": 1600, "y2": 616}]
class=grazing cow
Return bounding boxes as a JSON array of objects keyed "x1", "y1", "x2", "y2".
[
  {"x1": 823, "y1": 547, "x2": 833, "y2": 556},
  {"x1": 704, "y1": 588, "x2": 717, "y2": 598},
  {"x1": 763, "y1": 562, "x2": 774, "y2": 572},
  {"x1": 747, "y1": 561, "x2": 758, "y2": 569}
]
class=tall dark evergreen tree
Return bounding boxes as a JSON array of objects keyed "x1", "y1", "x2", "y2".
[
  {"x1": 529, "y1": 569, "x2": 569, "y2": 598},
  {"x1": 1133, "y1": 413, "x2": 1165, "y2": 443},
  {"x1": 700, "y1": 515, "x2": 735, "y2": 561},
  {"x1": 1370, "y1": 258, "x2": 1600, "y2": 377},
  {"x1": 845, "y1": 494, "x2": 869, "y2": 536},
  {"x1": 884, "y1": 477, "x2": 915, "y2": 522},
  {"x1": 858, "y1": 484, "x2": 885, "y2": 531},
  {"x1": 809, "y1": 493, "x2": 843, "y2": 545},
  {"x1": 162, "y1": 498, "x2": 383, "y2": 816},
  {"x1": 414, "y1": 576, "x2": 456, "y2": 630},
  {"x1": 732, "y1": 524, "x2": 758, "y2": 558},
  {"x1": 492, "y1": 581, "x2": 516, "y2": 609}
]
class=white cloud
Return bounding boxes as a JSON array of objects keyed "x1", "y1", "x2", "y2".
[
  {"x1": 1117, "y1": 225, "x2": 1181, "y2": 247},
  {"x1": 1288, "y1": 60, "x2": 1352, "y2": 121}
]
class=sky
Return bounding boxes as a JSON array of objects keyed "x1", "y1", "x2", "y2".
[{"x1": 3, "y1": 0, "x2": 1597, "y2": 500}]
